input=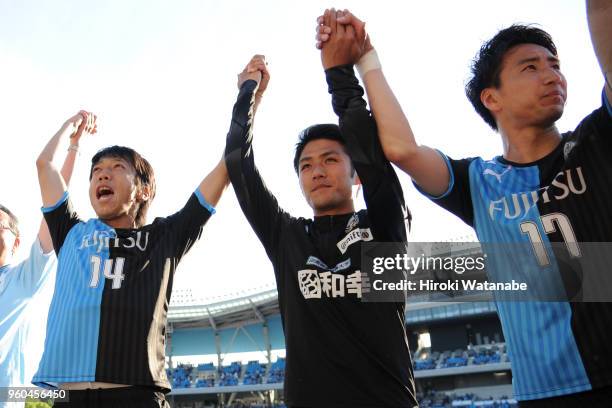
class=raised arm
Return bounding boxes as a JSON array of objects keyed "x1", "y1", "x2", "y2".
[
  {"x1": 224, "y1": 56, "x2": 290, "y2": 256},
  {"x1": 321, "y1": 10, "x2": 409, "y2": 240},
  {"x1": 36, "y1": 111, "x2": 97, "y2": 208},
  {"x1": 587, "y1": 0, "x2": 612, "y2": 103},
  {"x1": 196, "y1": 158, "x2": 229, "y2": 209},
  {"x1": 317, "y1": 10, "x2": 450, "y2": 197},
  {"x1": 36, "y1": 111, "x2": 97, "y2": 253}
]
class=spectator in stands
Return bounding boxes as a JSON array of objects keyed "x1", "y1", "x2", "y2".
[
  {"x1": 1, "y1": 111, "x2": 91, "y2": 408},
  {"x1": 224, "y1": 10, "x2": 417, "y2": 406},
  {"x1": 316, "y1": 1, "x2": 612, "y2": 406}
]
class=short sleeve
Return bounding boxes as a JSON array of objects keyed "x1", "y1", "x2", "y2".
[
  {"x1": 41, "y1": 192, "x2": 81, "y2": 254},
  {"x1": 11, "y1": 238, "x2": 56, "y2": 294},
  {"x1": 413, "y1": 151, "x2": 476, "y2": 227},
  {"x1": 162, "y1": 191, "x2": 214, "y2": 262}
]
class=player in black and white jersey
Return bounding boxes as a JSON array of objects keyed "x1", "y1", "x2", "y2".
[{"x1": 224, "y1": 11, "x2": 417, "y2": 408}]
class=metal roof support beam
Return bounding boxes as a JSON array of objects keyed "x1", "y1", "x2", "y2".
[
  {"x1": 248, "y1": 299, "x2": 265, "y2": 323},
  {"x1": 215, "y1": 332, "x2": 222, "y2": 371},
  {"x1": 218, "y1": 392, "x2": 225, "y2": 407},
  {"x1": 263, "y1": 324, "x2": 272, "y2": 364},
  {"x1": 206, "y1": 308, "x2": 217, "y2": 331},
  {"x1": 247, "y1": 299, "x2": 272, "y2": 362},
  {"x1": 207, "y1": 308, "x2": 223, "y2": 372},
  {"x1": 257, "y1": 391, "x2": 266, "y2": 402},
  {"x1": 222, "y1": 327, "x2": 241, "y2": 363}
]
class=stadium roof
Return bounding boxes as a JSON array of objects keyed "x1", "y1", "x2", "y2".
[
  {"x1": 169, "y1": 286, "x2": 280, "y2": 330},
  {"x1": 167, "y1": 239, "x2": 487, "y2": 329}
]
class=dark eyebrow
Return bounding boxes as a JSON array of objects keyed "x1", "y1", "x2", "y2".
[
  {"x1": 299, "y1": 150, "x2": 340, "y2": 164},
  {"x1": 321, "y1": 150, "x2": 340, "y2": 157},
  {"x1": 517, "y1": 55, "x2": 560, "y2": 66}
]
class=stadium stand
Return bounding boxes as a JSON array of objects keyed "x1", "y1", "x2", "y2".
[
  {"x1": 266, "y1": 358, "x2": 285, "y2": 384},
  {"x1": 418, "y1": 391, "x2": 517, "y2": 408},
  {"x1": 413, "y1": 344, "x2": 507, "y2": 371},
  {"x1": 165, "y1": 273, "x2": 513, "y2": 407},
  {"x1": 242, "y1": 360, "x2": 266, "y2": 385},
  {"x1": 219, "y1": 361, "x2": 242, "y2": 386}
]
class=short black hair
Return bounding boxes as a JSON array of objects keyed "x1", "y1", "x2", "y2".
[
  {"x1": 0, "y1": 204, "x2": 19, "y2": 237},
  {"x1": 465, "y1": 24, "x2": 558, "y2": 130},
  {"x1": 293, "y1": 124, "x2": 353, "y2": 173},
  {"x1": 89, "y1": 146, "x2": 156, "y2": 228}
]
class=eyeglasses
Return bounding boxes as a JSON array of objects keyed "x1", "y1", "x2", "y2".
[{"x1": 0, "y1": 225, "x2": 17, "y2": 236}]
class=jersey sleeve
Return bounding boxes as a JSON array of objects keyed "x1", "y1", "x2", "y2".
[
  {"x1": 41, "y1": 191, "x2": 81, "y2": 254},
  {"x1": 12, "y1": 238, "x2": 56, "y2": 294},
  {"x1": 163, "y1": 191, "x2": 214, "y2": 261},
  {"x1": 224, "y1": 79, "x2": 291, "y2": 258},
  {"x1": 325, "y1": 64, "x2": 408, "y2": 243},
  {"x1": 413, "y1": 152, "x2": 476, "y2": 227}
]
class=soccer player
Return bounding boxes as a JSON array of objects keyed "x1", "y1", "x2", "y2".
[
  {"x1": 316, "y1": 2, "x2": 612, "y2": 406},
  {"x1": 224, "y1": 16, "x2": 417, "y2": 408},
  {"x1": 33, "y1": 112, "x2": 229, "y2": 407},
  {"x1": 0, "y1": 111, "x2": 90, "y2": 408}
]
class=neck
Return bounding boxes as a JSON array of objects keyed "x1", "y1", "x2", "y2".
[
  {"x1": 313, "y1": 201, "x2": 355, "y2": 217},
  {"x1": 100, "y1": 214, "x2": 138, "y2": 229},
  {"x1": 499, "y1": 123, "x2": 561, "y2": 163}
]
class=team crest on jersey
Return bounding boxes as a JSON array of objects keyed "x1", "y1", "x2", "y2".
[
  {"x1": 337, "y1": 228, "x2": 372, "y2": 254},
  {"x1": 563, "y1": 141, "x2": 577, "y2": 160},
  {"x1": 345, "y1": 213, "x2": 360, "y2": 233}
]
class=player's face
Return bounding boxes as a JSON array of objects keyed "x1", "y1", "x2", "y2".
[
  {"x1": 89, "y1": 156, "x2": 142, "y2": 228},
  {"x1": 0, "y1": 210, "x2": 19, "y2": 265},
  {"x1": 490, "y1": 43, "x2": 567, "y2": 129},
  {"x1": 298, "y1": 139, "x2": 356, "y2": 216}
]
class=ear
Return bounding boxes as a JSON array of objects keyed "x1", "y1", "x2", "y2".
[
  {"x1": 481, "y1": 87, "x2": 502, "y2": 114},
  {"x1": 137, "y1": 185, "x2": 151, "y2": 203},
  {"x1": 352, "y1": 173, "x2": 361, "y2": 186},
  {"x1": 12, "y1": 236, "x2": 20, "y2": 255}
]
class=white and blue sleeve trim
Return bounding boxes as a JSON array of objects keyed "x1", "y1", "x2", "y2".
[
  {"x1": 195, "y1": 189, "x2": 216, "y2": 214},
  {"x1": 41, "y1": 191, "x2": 68, "y2": 213},
  {"x1": 412, "y1": 149, "x2": 455, "y2": 200}
]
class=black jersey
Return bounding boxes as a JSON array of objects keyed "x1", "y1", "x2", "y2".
[
  {"x1": 33, "y1": 191, "x2": 214, "y2": 391},
  {"x1": 415, "y1": 93, "x2": 612, "y2": 400},
  {"x1": 225, "y1": 66, "x2": 417, "y2": 408}
]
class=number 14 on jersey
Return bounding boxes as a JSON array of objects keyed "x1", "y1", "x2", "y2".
[{"x1": 89, "y1": 255, "x2": 126, "y2": 289}]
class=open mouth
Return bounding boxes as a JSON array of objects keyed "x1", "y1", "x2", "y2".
[{"x1": 96, "y1": 186, "x2": 115, "y2": 201}]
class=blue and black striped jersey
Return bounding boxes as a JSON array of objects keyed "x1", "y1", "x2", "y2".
[
  {"x1": 33, "y1": 190, "x2": 214, "y2": 391},
  {"x1": 418, "y1": 92, "x2": 612, "y2": 401}
]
